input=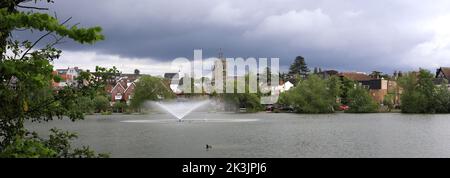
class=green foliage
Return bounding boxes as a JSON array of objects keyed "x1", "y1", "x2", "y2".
[
  {"x1": 340, "y1": 77, "x2": 356, "y2": 105},
  {"x1": 130, "y1": 76, "x2": 175, "y2": 109},
  {"x1": 0, "y1": 136, "x2": 57, "y2": 158},
  {"x1": 434, "y1": 82, "x2": 450, "y2": 113},
  {"x1": 223, "y1": 93, "x2": 262, "y2": 112},
  {"x1": 0, "y1": 1, "x2": 112, "y2": 157},
  {"x1": 101, "y1": 111, "x2": 112, "y2": 115},
  {"x1": 398, "y1": 69, "x2": 441, "y2": 113},
  {"x1": 93, "y1": 95, "x2": 109, "y2": 113},
  {"x1": 346, "y1": 86, "x2": 378, "y2": 113},
  {"x1": 221, "y1": 74, "x2": 263, "y2": 112},
  {"x1": 327, "y1": 76, "x2": 342, "y2": 109},
  {"x1": 383, "y1": 94, "x2": 395, "y2": 112},
  {"x1": 75, "y1": 96, "x2": 94, "y2": 114},
  {"x1": 0, "y1": 129, "x2": 108, "y2": 158},
  {"x1": 113, "y1": 102, "x2": 127, "y2": 113},
  {"x1": 280, "y1": 75, "x2": 336, "y2": 113},
  {"x1": 240, "y1": 93, "x2": 262, "y2": 112},
  {"x1": 288, "y1": 56, "x2": 309, "y2": 78},
  {"x1": 0, "y1": 9, "x2": 103, "y2": 46}
]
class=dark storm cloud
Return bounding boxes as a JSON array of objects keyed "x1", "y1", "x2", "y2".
[{"x1": 18, "y1": 0, "x2": 450, "y2": 73}]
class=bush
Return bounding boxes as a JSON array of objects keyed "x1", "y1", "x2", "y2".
[
  {"x1": 221, "y1": 74, "x2": 263, "y2": 112},
  {"x1": 280, "y1": 75, "x2": 336, "y2": 113},
  {"x1": 130, "y1": 76, "x2": 175, "y2": 110},
  {"x1": 434, "y1": 83, "x2": 450, "y2": 113},
  {"x1": 75, "y1": 96, "x2": 94, "y2": 114},
  {"x1": 101, "y1": 111, "x2": 112, "y2": 115},
  {"x1": 0, "y1": 137, "x2": 57, "y2": 158},
  {"x1": 0, "y1": 129, "x2": 108, "y2": 158},
  {"x1": 239, "y1": 93, "x2": 263, "y2": 112},
  {"x1": 223, "y1": 93, "x2": 263, "y2": 112},
  {"x1": 398, "y1": 69, "x2": 445, "y2": 113},
  {"x1": 345, "y1": 86, "x2": 378, "y2": 113},
  {"x1": 113, "y1": 102, "x2": 127, "y2": 113},
  {"x1": 93, "y1": 95, "x2": 110, "y2": 113},
  {"x1": 383, "y1": 94, "x2": 395, "y2": 112}
]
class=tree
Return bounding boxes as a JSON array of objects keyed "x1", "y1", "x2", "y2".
[
  {"x1": 398, "y1": 72, "x2": 423, "y2": 113},
  {"x1": 416, "y1": 69, "x2": 436, "y2": 112},
  {"x1": 288, "y1": 56, "x2": 310, "y2": 78},
  {"x1": 0, "y1": 128, "x2": 108, "y2": 158},
  {"x1": 75, "y1": 96, "x2": 94, "y2": 114},
  {"x1": 398, "y1": 69, "x2": 436, "y2": 113},
  {"x1": 222, "y1": 74, "x2": 262, "y2": 112},
  {"x1": 93, "y1": 96, "x2": 109, "y2": 113},
  {"x1": 369, "y1": 71, "x2": 382, "y2": 79},
  {"x1": 130, "y1": 76, "x2": 175, "y2": 109},
  {"x1": 0, "y1": 0, "x2": 115, "y2": 157},
  {"x1": 339, "y1": 77, "x2": 356, "y2": 105},
  {"x1": 223, "y1": 92, "x2": 262, "y2": 112},
  {"x1": 434, "y1": 81, "x2": 450, "y2": 113},
  {"x1": 383, "y1": 94, "x2": 395, "y2": 112},
  {"x1": 280, "y1": 75, "x2": 336, "y2": 113},
  {"x1": 327, "y1": 76, "x2": 342, "y2": 109},
  {"x1": 113, "y1": 102, "x2": 127, "y2": 113},
  {"x1": 134, "y1": 69, "x2": 140, "y2": 75},
  {"x1": 346, "y1": 85, "x2": 378, "y2": 113}
]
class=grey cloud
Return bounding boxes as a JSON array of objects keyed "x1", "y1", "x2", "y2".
[{"x1": 18, "y1": 0, "x2": 450, "y2": 73}]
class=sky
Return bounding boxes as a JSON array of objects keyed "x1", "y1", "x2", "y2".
[{"x1": 14, "y1": 0, "x2": 450, "y2": 76}]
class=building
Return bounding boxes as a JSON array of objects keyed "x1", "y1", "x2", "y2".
[
  {"x1": 338, "y1": 72, "x2": 372, "y2": 81},
  {"x1": 339, "y1": 72, "x2": 399, "y2": 104},
  {"x1": 274, "y1": 80, "x2": 294, "y2": 93},
  {"x1": 211, "y1": 57, "x2": 227, "y2": 88},
  {"x1": 108, "y1": 73, "x2": 141, "y2": 105},
  {"x1": 435, "y1": 67, "x2": 450, "y2": 89},
  {"x1": 52, "y1": 67, "x2": 83, "y2": 88}
]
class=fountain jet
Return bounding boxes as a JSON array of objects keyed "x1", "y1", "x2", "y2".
[{"x1": 151, "y1": 99, "x2": 211, "y2": 120}]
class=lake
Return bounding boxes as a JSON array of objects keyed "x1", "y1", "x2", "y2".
[{"x1": 26, "y1": 112, "x2": 450, "y2": 158}]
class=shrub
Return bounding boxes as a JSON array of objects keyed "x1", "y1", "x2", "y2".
[
  {"x1": 280, "y1": 75, "x2": 336, "y2": 113},
  {"x1": 345, "y1": 86, "x2": 378, "y2": 113},
  {"x1": 112, "y1": 102, "x2": 127, "y2": 113},
  {"x1": 398, "y1": 69, "x2": 441, "y2": 113},
  {"x1": 93, "y1": 95, "x2": 110, "y2": 113},
  {"x1": 0, "y1": 129, "x2": 108, "y2": 158}
]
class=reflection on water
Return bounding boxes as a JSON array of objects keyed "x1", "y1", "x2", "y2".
[{"x1": 26, "y1": 113, "x2": 450, "y2": 158}]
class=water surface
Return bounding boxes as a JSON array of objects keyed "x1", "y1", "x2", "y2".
[{"x1": 26, "y1": 113, "x2": 450, "y2": 158}]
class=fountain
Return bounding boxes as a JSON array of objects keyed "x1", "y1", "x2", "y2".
[
  {"x1": 151, "y1": 99, "x2": 211, "y2": 121},
  {"x1": 120, "y1": 99, "x2": 259, "y2": 123}
]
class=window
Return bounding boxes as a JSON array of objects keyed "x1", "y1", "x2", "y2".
[{"x1": 115, "y1": 93, "x2": 123, "y2": 100}]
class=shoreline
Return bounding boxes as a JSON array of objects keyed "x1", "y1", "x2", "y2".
[{"x1": 82, "y1": 111, "x2": 450, "y2": 117}]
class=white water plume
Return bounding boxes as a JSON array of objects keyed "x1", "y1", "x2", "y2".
[{"x1": 149, "y1": 99, "x2": 211, "y2": 120}]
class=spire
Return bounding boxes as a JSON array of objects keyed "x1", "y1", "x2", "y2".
[{"x1": 218, "y1": 48, "x2": 224, "y2": 59}]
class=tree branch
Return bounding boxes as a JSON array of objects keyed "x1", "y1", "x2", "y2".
[
  {"x1": 19, "y1": 17, "x2": 72, "y2": 60},
  {"x1": 48, "y1": 35, "x2": 65, "y2": 48},
  {"x1": 19, "y1": 31, "x2": 52, "y2": 60},
  {"x1": 16, "y1": 5, "x2": 49, "y2": 10}
]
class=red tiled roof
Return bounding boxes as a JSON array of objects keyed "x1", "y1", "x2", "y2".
[
  {"x1": 439, "y1": 67, "x2": 450, "y2": 79},
  {"x1": 338, "y1": 72, "x2": 372, "y2": 81}
]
